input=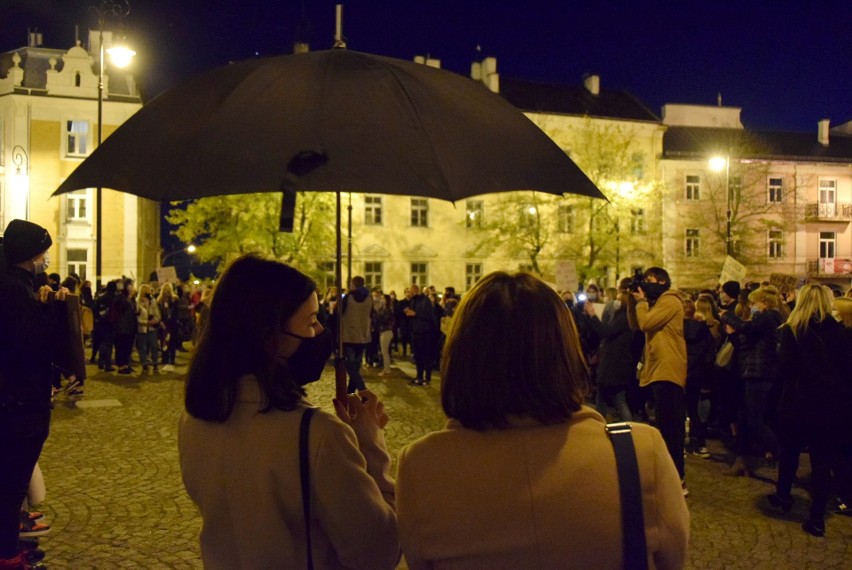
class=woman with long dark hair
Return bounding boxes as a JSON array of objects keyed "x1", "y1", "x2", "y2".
[
  {"x1": 397, "y1": 272, "x2": 688, "y2": 568},
  {"x1": 178, "y1": 254, "x2": 399, "y2": 568}
]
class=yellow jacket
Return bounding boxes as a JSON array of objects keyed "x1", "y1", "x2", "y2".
[{"x1": 631, "y1": 290, "x2": 687, "y2": 387}]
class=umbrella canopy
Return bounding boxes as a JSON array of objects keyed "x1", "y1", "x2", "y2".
[{"x1": 53, "y1": 49, "x2": 604, "y2": 201}]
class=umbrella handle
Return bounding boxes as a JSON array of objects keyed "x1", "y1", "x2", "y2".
[{"x1": 334, "y1": 357, "x2": 348, "y2": 402}]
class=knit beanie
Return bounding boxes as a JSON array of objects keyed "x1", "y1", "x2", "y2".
[
  {"x1": 3, "y1": 219, "x2": 52, "y2": 266},
  {"x1": 721, "y1": 280, "x2": 740, "y2": 300}
]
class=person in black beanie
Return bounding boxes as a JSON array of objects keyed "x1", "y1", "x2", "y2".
[
  {"x1": 0, "y1": 219, "x2": 69, "y2": 566},
  {"x1": 719, "y1": 281, "x2": 740, "y2": 312}
]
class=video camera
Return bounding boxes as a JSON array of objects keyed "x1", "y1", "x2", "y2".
[{"x1": 627, "y1": 268, "x2": 645, "y2": 292}]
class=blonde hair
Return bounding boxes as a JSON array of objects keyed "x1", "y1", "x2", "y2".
[
  {"x1": 748, "y1": 287, "x2": 782, "y2": 310},
  {"x1": 157, "y1": 282, "x2": 175, "y2": 305},
  {"x1": 834, "y1": 297, "x2": 852, "y2": 328},
  {"x1": 784, "y1": 284, "x2": 835, "y2": 338}
]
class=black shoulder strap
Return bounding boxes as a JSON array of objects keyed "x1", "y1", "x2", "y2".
[
  {"x1": 300, "y1": 407, "x2": 317, "y2": 570},
  {"x1": 606, "y1": 422, "x2": 649, "y2": 570}
]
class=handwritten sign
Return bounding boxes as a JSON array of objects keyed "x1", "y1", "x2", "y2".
[
  {"x1": 555, "y1": 260, "x2": 578, "y2": 293},
  {"x1": 156, "y1": 266, "x2": 178, "y2": 284},
  {"x1": 718, "y1": 256, "x2": 746, "y2": 286},
  {"x1": 769, "y1": 273, "x2": 798, "y2": 292}
]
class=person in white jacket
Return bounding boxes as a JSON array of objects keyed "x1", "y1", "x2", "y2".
[{"x1": 178, "y1": 254, "x2": 399, "y2": 569}]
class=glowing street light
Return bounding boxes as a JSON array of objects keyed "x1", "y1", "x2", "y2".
[{"x1": 709, "y1": 154, "x2": 733, "y2": 256}]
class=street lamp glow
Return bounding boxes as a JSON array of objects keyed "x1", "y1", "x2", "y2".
[
  {"x1": 107, "y1": 43, "x2": 136, "y2": 68},
  {"x1": 709, "y1": 156, "x2": 727, "y2": 172},
  {"x1": 527, "y1": 206, "x2": 537, "y2": 215},
  {"x1": 186, "y1": 244, "x2": 197, "y2": 254}
]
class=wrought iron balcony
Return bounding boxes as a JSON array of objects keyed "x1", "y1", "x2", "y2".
[{"x1": 804, "y1": 202, "x2": 852, "y2": 221}]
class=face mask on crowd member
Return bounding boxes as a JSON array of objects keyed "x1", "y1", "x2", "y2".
[
  {"x1": 34, "y1": 252, "x2": 50, "y2": 275},
  {"x1": 283, "y1": 328, "x2": 334, "y2": 385},
  {"x1": 640, "y1": 275, "x2": 670, "y2": 301}
]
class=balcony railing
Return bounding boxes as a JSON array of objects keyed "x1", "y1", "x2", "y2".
[
  {"x1": 807, "y1": 258, "x2": 852, "y2": 275},
  {"x1": 804, "y1": 202, "x2": 852, "y2": 221}
]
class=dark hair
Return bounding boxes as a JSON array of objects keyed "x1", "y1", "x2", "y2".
[
  {"x1": 644, "y1": 267, "x2": 670, "y2": 284},
  {"x1": 185, "y1": 254, "x2": 317, "y2": 422},
  {"x1": 441, "y1": 271, "x2": 589, "y2": 430},
  {"x1": 351, "y1": 275, "x2": 365, "y2": 288}
]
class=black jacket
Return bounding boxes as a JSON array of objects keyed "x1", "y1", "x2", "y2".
[
  {"x1": 683, "y1": 318, "x2": 715, "y2": 381},
  {"x1": 721, "y1": 308, "x2": 783, "y2": 381},
  {"x1": 588, "y1": 309, "x2": 636, "y2": 388},
  {"x1": 0, "y1": 267, "x2": 59, "y2": 411},
  {"x1": 777, "y1": 318, "x2": 852, "y2": 440}
]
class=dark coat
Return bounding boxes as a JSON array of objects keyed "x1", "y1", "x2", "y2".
[
  {"x1": 683, "y1": 318, "x2": 715, "y2": 381},
  {"x1": 721, "y1": 308, "x2": 783, "y2": 381},
  {"x1": 588, "y1": 309, "x2": 636, "y2": 389},
  {"x1": 776, "y1": 318, "x2": 852, "y2": 440},
  {"x1": 0, "y1": 267, "x2": 60, "y2": 411},
  {"x1": 408, "y1": 294, "x2": 437, "y2": 334}
]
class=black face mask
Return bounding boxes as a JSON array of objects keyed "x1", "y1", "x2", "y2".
[
  {"x1": 640, "y1": 282, "x2": 669, "y2": 302},
  {"x1": 283, "y1": 328, "x2": 333, "y2": 386}
]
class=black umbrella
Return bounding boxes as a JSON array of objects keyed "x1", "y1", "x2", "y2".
[{"x1": 53, "y1": 48, "x2": 605, "y2": 398}]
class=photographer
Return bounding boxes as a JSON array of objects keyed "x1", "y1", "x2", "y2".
[{"x1": 627, "y1": 267, "x2": 689, "y2": 494}]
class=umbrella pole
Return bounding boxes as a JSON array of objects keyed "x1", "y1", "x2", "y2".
[{"x1": 334, "y1": 190, "x2": 347, "y2": 402}]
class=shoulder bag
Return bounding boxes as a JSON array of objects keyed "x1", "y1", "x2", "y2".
[{"x1": 606, "y1": 422, "x2": 649, "y2": 570}]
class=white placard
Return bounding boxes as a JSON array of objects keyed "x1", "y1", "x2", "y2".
[
  {"x1": 718, "y1": 256, "x2": 746, "y2": 286},
  {"x1": 555, "y1": 260, "x2": 578, "y2": 293}
]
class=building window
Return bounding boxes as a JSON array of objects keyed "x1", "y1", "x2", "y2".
[
  {"x1": 66, "y1": 190, "x2": 88, "y2": 221},
  {"x1": 410, "y1": 262, "x2": 428, "y2": 286},
  {"x1": 67, "y1": 248, "x2": 88, "y2": 281},
  {"x1": 631, "y1": 152, "x2": 645, "y2": 180},
  {"x1": 685, "y1": 229, "x2": 700, "y2": 257},
  {"x1": 364, "y1": 262, "x2": 383, "y2": 289},
  {"x1": 819, "y1": 231, "x2": 836, "y2": 259},
  {"x1": 685, "y1": 175, "x2": 700, "y2": 200},
  {"x1": 465, "y1": 263, "x2": 483, "y2": 290},
  {"x1": 630, "y1": 208, "x2": 646, "y2": 235},
  {"x1": 768, "y1": 177, "x2": 783, "y2": 203},
  {"x1": 768, "y1": 230, "x2": 784, "y2": 259},
  {"x1": 364, "y1": 195, "x2": 382, "y2": 225},
  {"x1": 411, "y1": 198, "x2": 428, "y2": 227},
  {"x1": 65, "y1": 120, "x2": 89, "y2": 157},
  {"x1": 466, "y1": 200, "x2": 483, "y2": 228},
  {"x1": 730, "y1": 176, "x2": 742, "y2": 203},
  {"x1": 316, "y1": 261, "x2": 337, "y2": 291},
  {"x1": 557, "y1": 205, "x2": 574, "y2": 233}
]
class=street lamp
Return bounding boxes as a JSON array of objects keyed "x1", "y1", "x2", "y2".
[
  {"x1": 11, "y1": 145, "x2": 30, "y2": 219},
  {"x1": 160, "y1": 244, "x2": 196, "y2": 267},
  {"x1": 94, "y1": 0, "x2": 134, "y2": 288},
  {"x1": 709, "y1": 154, "x2": 732, "y2": 256}
]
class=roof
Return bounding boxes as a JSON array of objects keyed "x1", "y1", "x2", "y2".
[
  {"x1": 499, "y1": 77, "x2": 660, "y2": 123},
  {"x1": 663, "y1": 126, "x2": 852, "y2": 163}
]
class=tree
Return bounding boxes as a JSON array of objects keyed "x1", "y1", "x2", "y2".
[
  {"x1": 683, "y1": 132, "x2": 804, "y2": 272},
  {"x1": 166, "y1": 192, "x2": 337, "y2": 280}
]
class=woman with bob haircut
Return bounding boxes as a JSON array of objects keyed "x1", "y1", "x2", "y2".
[
  {"x1": 768, "y1": 284, "x2": 852, "y2": 537},
  {"x1": 178, "y1": 254, "x2": 399, "y2": 569},
  {"x1": 397, "y1": 271, "x2": 688, "y2": 569}
]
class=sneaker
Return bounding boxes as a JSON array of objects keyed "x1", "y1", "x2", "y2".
[
  {"x1": 691, "y1": 446, "x2": 711, "y2": 459},
  {"x1": 23, "y1": 511, "x2": 44, "y2": 523},
  {"x1": 408, "y1": 379, "x2": 423, "y2": 386},
  {"x1": 19, "y1": 520, "x2": 50, "y2": 538},
  {"x1": 64, "y1": 378, "x2": 82, "y2": 394},
  {"x1": 118, "y1": 367, "x2": 133, "y2": 375}
]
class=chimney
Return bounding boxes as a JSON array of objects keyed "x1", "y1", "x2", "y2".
[
  {"x1": 583, "y1": 74, "x2": 600, "y2": 96},
  {"x1": 414, "y1": 55, "x2": 441, "y2": 68},
  {"x1": 818, "y1": 119, "x2": 830, "y2": 146}
]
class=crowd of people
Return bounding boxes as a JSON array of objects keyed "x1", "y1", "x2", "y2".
[{"x1": 3, "y1": 215, "x2": 851, "y2": 567}]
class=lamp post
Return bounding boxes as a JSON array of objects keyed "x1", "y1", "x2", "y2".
[
  {"x1": 94, "y1": 0, "x2": 134, "y2": 288},
  {"x1": 160, "y1": 244, "x2": 196, "y2": 267},
  {"x1": 11, "y1": 145, "x2": 30, "y2": 220},
  {"x1": 709, "y1": 155, "x2": 732, "y2": 256}
]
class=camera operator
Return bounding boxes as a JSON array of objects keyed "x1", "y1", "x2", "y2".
[
  {"x1": 627, "y1": 267, "x2": 689, "y2": 494},
  {"x1": 0, "y1": 219, "x2": 70, "y2": 565}
]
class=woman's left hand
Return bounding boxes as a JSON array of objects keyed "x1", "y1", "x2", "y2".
[{"x1": 333, "y1": 390, "x2": 389, "y2": 430}]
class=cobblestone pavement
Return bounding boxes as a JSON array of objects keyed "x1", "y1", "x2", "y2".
[{"x1": 35, "y1": 351, "x2": 850, "y2": 569}]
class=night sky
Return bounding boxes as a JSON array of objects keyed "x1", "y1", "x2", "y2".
[{"x1": 3, "y1": 0, "x2": 850, "y2": 133}]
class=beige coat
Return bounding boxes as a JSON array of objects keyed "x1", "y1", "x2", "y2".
[
  {"x1": 178, "y1": 376, "x2": 399, "y2": 569},
  {"x1": 397, "y1": 407, "x2": 689, "y2": 570},
  {"x1": 633, "y1": 290, "x2": 687, "y2": 387}
]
